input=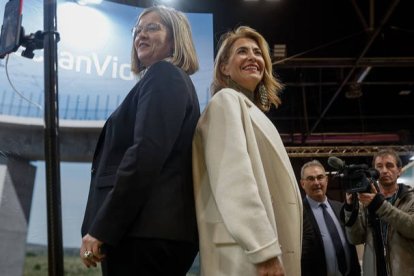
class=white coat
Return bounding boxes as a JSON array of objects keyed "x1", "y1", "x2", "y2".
[{"x1": 193, "y1": 88, "x2": 303, "y2": 276}]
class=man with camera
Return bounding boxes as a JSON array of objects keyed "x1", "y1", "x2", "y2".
[
  {"x1": 300, "y1": 160, "x2": 361, "y2": 276},
  {"x1": 343, "y1": 149, "x2": 414, "y2": 276}
]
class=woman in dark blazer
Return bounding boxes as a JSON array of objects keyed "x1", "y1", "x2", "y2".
[{"x1": 80, "y1": 6, "x2": 200, "y2": 275}]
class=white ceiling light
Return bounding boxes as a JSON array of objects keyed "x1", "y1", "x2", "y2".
[
  {"x1": 76, "y1": 0, "x2": 103, "y2": 5},
  {"x1": 399, "y1": 90, "x2": 412, "y2": 96}
]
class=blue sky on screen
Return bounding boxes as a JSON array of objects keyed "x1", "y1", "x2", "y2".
[{"x1": 0, "y1": 0, "x2": 213, "y2": 247}]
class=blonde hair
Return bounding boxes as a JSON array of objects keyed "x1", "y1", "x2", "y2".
[
  {"x1": 212, "y1": 26, "x2": 283, "y2": 111},
  {"x1": 131, "y1": 6, "x2": 199, "y2": 75}
]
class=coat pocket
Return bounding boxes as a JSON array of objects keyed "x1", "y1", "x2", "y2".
[{"x1": 213, "y1": 222, "x2": 237, "y2": 245}]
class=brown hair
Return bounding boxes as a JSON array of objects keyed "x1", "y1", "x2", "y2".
[
  {"x1": 372, "y1": 149, "x2": 403, "y2": 168},
  {"x1": 212, "y1": 26, "x2": 283, "y2": 111}
]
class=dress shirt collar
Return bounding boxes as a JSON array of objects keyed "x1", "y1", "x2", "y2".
[{"x1": 306, "y1": 195, "x2": 328, "y2": 209}]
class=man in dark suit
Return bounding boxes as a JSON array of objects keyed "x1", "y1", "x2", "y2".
[{"x1": 300, "y1": 160, "x2": 361, "y2": 276}]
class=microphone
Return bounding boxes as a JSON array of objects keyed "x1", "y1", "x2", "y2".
[
  {"x1": 327, "y1": 156, "x2": 346, "y2": 170},
  {"x1": 328, "y1": 156, "x2": 369, "y2": 171}
]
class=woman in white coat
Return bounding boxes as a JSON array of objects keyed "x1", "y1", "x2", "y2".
[{"x1": 193, "y1": 26, "x2": 303, "y2": 276}]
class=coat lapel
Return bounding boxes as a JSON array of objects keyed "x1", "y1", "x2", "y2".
[{"x1": 240, "y1": 97, "x2": 295, "y2": 178}]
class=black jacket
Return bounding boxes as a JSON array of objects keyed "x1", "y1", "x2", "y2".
[
  {"x1": 301, "y1": 197, "x2": 361, "y2": 276},
  {"x1": 81, "y1": 61, "x2": 200, "y2": 246}
]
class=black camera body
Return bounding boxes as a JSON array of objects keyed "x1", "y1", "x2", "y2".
[
  {"x1": 339, "y1": 164, "x2": 379, "y2": 193},
  {"x1": 328, "y1": 157, "x2": 380, "y2": 193}
]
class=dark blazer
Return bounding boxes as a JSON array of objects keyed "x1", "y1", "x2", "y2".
[
  {"x1": 301, "y1": 197, "x2": 361, "y2": 276},
  {"x1": 81, "y1": 61, "x2": 200, "y2": 246}
]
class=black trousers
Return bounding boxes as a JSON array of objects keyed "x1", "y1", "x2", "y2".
[{"x1": 101, "y1": 237, "x2": 198, "y2": 276}]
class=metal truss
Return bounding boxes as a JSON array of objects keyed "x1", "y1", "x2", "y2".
[{"x1": 286, "y1": 145, "x2": 414, "y2": 158}]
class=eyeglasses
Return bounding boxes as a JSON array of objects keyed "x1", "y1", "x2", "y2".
[
  {"x1": 133, "y1": 23, "x2": 163, "y2": 37},
  {"x1": 304, "y1": 174, "x2": 326, "y2": 182}
]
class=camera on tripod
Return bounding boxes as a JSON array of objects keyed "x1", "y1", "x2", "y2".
[{"x1": 328, "y1": 156, "x2": 379, "y2": 193}]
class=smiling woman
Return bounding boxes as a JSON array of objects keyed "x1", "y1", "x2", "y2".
[
  {"x1": 220, "y1": 37, "x2": 264, "y2": 93},
  {"x1": 0, "y1": 1, "x2": 214, "y2": 274},
  {"x1": 133, "y1": 12, "x2": 173, "y2": 69},
  {"x1": 192, "y1": 26, "x2": 303, "y2": 276},
  {"x1": 79, "y1": 5, "x2": 200, "y2": 275},
  {"x1": 211, "y1": 26, "x2": 282, "y2": 112}
]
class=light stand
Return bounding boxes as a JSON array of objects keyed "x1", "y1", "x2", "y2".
[
  {"x1": 43, "y1": 0, "x2": 64, "y2": 275},
  {"x1": 0, "y1": 0, "x2": 64, "y2": 274},
  {"x1": 1, "y1": 0, "x2": 65, "y2": 274}
]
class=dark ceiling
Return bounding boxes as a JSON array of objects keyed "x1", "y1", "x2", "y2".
[{"x1": 112, "y1": 0, "x2": 414, "y2": 156}]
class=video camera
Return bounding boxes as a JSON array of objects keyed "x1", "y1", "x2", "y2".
[{"x1": 328, "y1": 156, "x2": 379, "y2": 193}]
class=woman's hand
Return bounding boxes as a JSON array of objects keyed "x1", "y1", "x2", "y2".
[
  {"x1": 256, "y1": 257, "x2": 285, "y2": 276},
  {"x1": 80, "y1": 234, "x2": 105, "y2": 268}
]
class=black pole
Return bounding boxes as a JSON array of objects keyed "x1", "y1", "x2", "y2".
[{"x1": 43, "y1": 0, "x2": 64, "y2": 275}]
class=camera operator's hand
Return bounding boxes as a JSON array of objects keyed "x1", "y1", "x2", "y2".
[
  {"x1": 345, "y1": 193, "x2": 354, "y2": 205},
  {"x1": 357, "y1": 183, "x2": 378, "y2": 207},
  {"x1": 357, "y1": 183, "x2": 386, "y2": 213}
]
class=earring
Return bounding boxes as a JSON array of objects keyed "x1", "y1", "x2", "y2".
[{"x1": 258, "y1": 83, "x2": 270, "y2": 108}]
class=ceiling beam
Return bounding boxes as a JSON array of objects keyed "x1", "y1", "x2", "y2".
[
  {"x1": 351, "y1": 0, "x2": 369, "y2": 31},
  {"x1": 283, "y1": 81, "x2": 414, "y2": 87},
  {"x1": 287, "y1": 145, "x2": 414, "y2": 157},
  {"x1": 273, "y1": 57, "x2": 414, "y2": 68}
]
